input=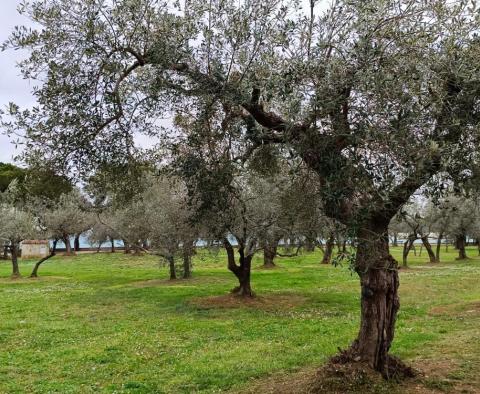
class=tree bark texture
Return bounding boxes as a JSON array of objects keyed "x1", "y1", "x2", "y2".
[
  {"x1": 321, "y1": 234, "x2": 335, "y2": 264},
  {"x1": 224, "y1": 239, "x2": 254, "y2": 297}
]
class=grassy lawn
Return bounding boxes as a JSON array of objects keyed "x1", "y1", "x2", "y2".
[{"x1": 0, "y1": 246, "x2": 479, "y2": 393}]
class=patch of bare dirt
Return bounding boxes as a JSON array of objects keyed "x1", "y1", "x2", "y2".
[
  {"x1": 236, "y1": 355, "x2": 477, "y2": 394},
  {"x1": 429, "y1": 301, "x2": 480, "y2": 317},
  {"x1": 189, "y1": 293, "x2": 307, "y2": 311},
  {"x1": 0, "y1": 276, "x2": 70, "y2": 284},
  {"x1": 237, "y1": 362, "x2": 443, "y2": 394},
  {"x1": 131, "y1": 277, "x2": 229, "y2": 288},
  {"x1": 257, "y1": 264, "x2": 280, "y2": 270}
]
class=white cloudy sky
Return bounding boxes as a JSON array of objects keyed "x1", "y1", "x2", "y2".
[{"x1": 0, "y1": 1, "x2": 34, "y2": 163}]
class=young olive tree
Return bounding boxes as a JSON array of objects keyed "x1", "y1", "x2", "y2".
[
  {"x1": 444, "y1": 196, "x2": 480, "y2": 260},
  {"x1": 0, "y1": 200, "x2": 37, "y2": 278},
  {"x1": 142, "y1": 177, "x2": 198, "y2": 280},
  {"x1": 43, "y1": 191, "x2": 93, "y2": 255},
  {"x1": 7, "y1": 0, "x2": 480, "y2": 376},
  {"x1": 88, "y1": 219, "x2": 119, "y2": 253},
  {"x1": 398, "y1": 201, "x2": 438, "y2": 265}
]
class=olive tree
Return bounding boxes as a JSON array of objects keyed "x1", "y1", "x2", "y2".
[
  {"x1": 43, "y1": 191, "x2": 93, "y2": 255},
  {"x1": 444, "y1": 196, "x2": 480, "y2": 260},
  {"x1": 6, "y1": 0, "x2": 480, "y2": 377},
  {"x1": 141, "y1": 176, "x2": 199, "y2": 280},
  {"x1": 0, "y1": 199, "x2": 36, "y2": 278}
]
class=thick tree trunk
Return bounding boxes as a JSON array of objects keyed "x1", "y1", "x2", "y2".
[
  {"x1": 345, "y1": 226, "x2": 406, "y2": 378},
  {"x1": 435, "y1": 233, "x2": 443, "y2": 263},
  {"x1": 63, "y1": 235, "x2": 73, "y2": 256},
  {"x1": 110, "y1": 238, "x2": 115, "y2": 253},
  {"x1": 123, "y1": 239, "x2": 130, "y2": 254},
  {"x1": 182, "y1": 243, "x2": 193, "y2": 279},
  {"x1": 421, "y1": 236, "x2": 437, "y2": 263},
  {"x1": 10, "y1": 243, "x2": 21, "y2": 279},
  {"x1": 456, "y1": 234, "x2": 468, "y2": 260},
  {"x1": 74, "y1": 234, "x2": 80, "y2": 252},
  {"x1": 30, "y1": 240, "x2": 58, "y2": 278},
  {"x1": 321, "y1": 234, "x2": 335, "y2": 264},
  {"x1": 224, "y1": 239, "x2": 254, "y2": 297},
  {"x1": 263, "y1": 241, "x2": 278, "y2": 267},
  {"x1": 168, "y1": 256, "x2": 176, "y2": 280}
]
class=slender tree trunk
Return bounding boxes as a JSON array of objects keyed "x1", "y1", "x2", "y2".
[
  {"x1": 342, "y1": 225, "x2": 410, "y2": 378},
  {"x1": 2, "y1": 244, "x2": 8, "y2": 260},
  {"x1": 421, "y1": 236, "x2": 437, "y2": 263},
  {"x1": 321, "y1": 234, "x2": 334, "y2": 264},
  {"x1": 304, "y1": 237, "x2": 315, "y2": 252},
  {"x1": 392, "y1": 233, "x2": 398, "y2": 247},
  {"x1": 402, "y1": 235, "x2": 416, "y2": 267},
  {"x1": 435, "y1": 233, "x2": 443, "y2": 263},
  {"x1": 168, "y1": 256, "x2": 176, "y2": 280},
  {"x1": 263, "y1": 240, "x2": 278, "y2": 267},
  {"x1": 96, "y1": 242, "x2": 103, "y2": 253},
  {"x1": 477, "y1": 238, "x2": 480, "y2": 256},
  {"x1": 30, "y1": 240, "x2": 58, "y2": 278},
  {"x1": 336, "y1": 237, "x2": 343, "y2": 253},
  {"x1": 10, "y1": 242, "x2": 21, "y2": 279},
  {"x1": 456, "y1": 234, "x2": 468, "y2": 260},
  {"x1": 316, "y1": 240, "x2": 325, "y2": 254},
  {"x1": 224, "y1": 239, "x2": 254, "y2": 297},
  {"x1": 110, "y1": 238, "x2": 115, "y2": 253}
]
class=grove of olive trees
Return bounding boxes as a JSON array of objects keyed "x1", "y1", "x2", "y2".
[{"x1": 2, "y1": 0, "x2": 480, "y2": 389}]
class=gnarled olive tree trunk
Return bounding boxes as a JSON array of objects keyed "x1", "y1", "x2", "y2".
[
  {"x1": 263, "y1": 245, "x2": 276, "y2": 267},
  {"x1": 420, "y1": 236, "x2": 437, "y2": 263},
  {"x1": 402, "y1": 234, "x2": 416, "y2": 267},
  {"x1": 224, "y1": 239, "x2": 254, "y2": 297},
  {"x1": 455, "y1": 234, "x2": 468, "y2": 260},
  {"x1": 262, "y1": 239, "x2": 279, "y2": 267},
  {"x1": 74, "y1": 234, "x2": 81, "y2": 252},
  {"x1": 167, "y1": 256, "x2": 176, "y2": 280},
  {"x1": 348, "y1": 225, "x2": 403, "y2": 378},
  {"x1": 182, "y1": 241, "x2": 195, "y2": 279},
  {"x1": 63, "y1": 235, "x2": 73, "y2": 256}
]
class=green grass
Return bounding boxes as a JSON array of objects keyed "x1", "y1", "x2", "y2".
[{"x1": 0, "y1": 246, "x2": 479, "y2": 393}]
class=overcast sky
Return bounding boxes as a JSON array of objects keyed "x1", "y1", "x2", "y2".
[
  {"x1": 0, "y1": 0, "x2": 329, "y2": 166},
  {"x1": 0, "y1": 1, "x2": 34, "y2": 164}
]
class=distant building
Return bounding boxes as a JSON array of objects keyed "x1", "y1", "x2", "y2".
[{"x1": 21, "y1": 240, "x2": 50, "y2": 258}]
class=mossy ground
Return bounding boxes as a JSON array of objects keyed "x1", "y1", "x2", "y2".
[{"x1": 0, "y1": 246, "x2": 478, "y2": 393}]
